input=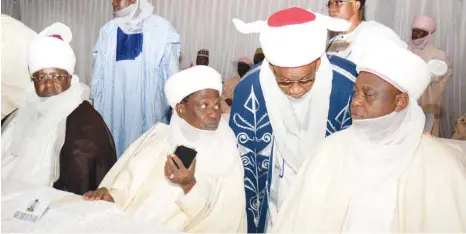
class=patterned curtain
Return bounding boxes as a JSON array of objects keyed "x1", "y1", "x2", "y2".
[{"x1": 1, "y1": 0, "x2": 465, "y2": 137}]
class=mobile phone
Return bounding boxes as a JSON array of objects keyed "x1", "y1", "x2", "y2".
[{"x1": 173, "y1": 145, "x2": 197, "y2": 169}]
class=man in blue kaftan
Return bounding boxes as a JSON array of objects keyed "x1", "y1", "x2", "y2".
[
  {"x1": 91, "y1": 0, "x2": 180, "y2": 157},
  {"x1": 229, "y1": 7, "x2": 358, "y2": 233}
]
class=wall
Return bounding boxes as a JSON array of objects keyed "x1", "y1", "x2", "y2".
[{"x1": 2, "y1": 0, "x2": 465, "y2": 137}]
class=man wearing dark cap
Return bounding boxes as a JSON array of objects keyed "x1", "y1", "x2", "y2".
[
  {"x1": 196, "y1": 49, "x2": 209, "y2": 66},
  {"x1": 326, "y1": 0, "x2": 406, "y2": 64}
]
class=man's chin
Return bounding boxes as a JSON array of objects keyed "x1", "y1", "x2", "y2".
[{"x1": 351, "y1": 114, "x2": 364, "y2": 120}]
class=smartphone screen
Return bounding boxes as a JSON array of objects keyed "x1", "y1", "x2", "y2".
[{"x1": 173, "y1": 145, "x2": 197, "y2": 169}]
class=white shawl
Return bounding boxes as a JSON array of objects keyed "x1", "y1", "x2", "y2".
[
  {"x1": 260, "y1": 56, "x2": 333, "y2": 172},
  {"x1": 2, "y1": 76, "x2": 89, "y2": 187},
  {"x1": 113, "y1": 0, "x2": 154, "y2": 34}
]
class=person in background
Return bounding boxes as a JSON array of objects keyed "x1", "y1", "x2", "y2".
[
  {"x1": 273, "y1": 41, "x2": 466, "y2": 233},
  {"x1": 196, "y1": 49, "x2": 209, "y2": 66},
  {"x1": 326, "y1": 0, "x2": 406, "y2": 64},
  {"x1": 186, "y1": 49, "x2": 210, "y2": 69},
  {"x1": 452, "y1": 115, "x2": 466, "y2": 140},
  {"x1": 91, "y1": 0, "x2": 181, "y2": 158},
  {"x1": 409, "y1": 15, "x2": 452, "y2": 137},
  {"x1": 1, "y1": 23, "x2": 117, "y2": 195},
  {"x1": 84, "y1": 66, "x2": 246, "y2": 233},
  {"x1": 1, "y1": 15, "x2": 37, "y2": 119},
  {"x1": 221, "y1": 56, "x2": 253, "y2": 117},
  {"x1": 230, "y1": 7, "x2": 358, "y2": 233},
  {"x1": 253, "y1": 48, "x2": 265, "y2": 65}
]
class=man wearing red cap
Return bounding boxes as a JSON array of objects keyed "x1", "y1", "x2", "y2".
[
  {"x1": 229, "y1": 7, "x2": 358, "y2": 232},
  {"x1": 409, "y1": 15, "x2": 452, "y2": 137}
]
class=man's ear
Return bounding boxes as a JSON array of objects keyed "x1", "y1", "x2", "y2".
[
  {"x1": 175, "y1": 103, "x2": 184, "y2": 117},
  {"x1": 394, "y1": 93, "x2": 410, "y2": 112},
  {"x1": 352, "y1": 1, "x2": 361, "y2": 11},
  {"x1": 66, "y1": 74, "x2": 73, "y2": 84},
  {"x1": 315, "y1": 57, "x2": 321, "y2": 71}
]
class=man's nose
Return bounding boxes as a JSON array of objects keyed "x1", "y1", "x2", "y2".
[
  {"x1": 288, "y1": 83, "x2": 305, "y2": 97},
  {"x1": 351, "y1": 94, "x2": 364, "y2": 108},
  {"x1": 206, "y1": 108, "x2": 220, "y2": 119},
  {"x1": 44, "y1": 80, "x2": 54, "y2": 89}
]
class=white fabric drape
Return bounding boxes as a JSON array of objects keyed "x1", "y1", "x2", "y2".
[{"x1": 1, "y1": 0, "x2": 464, "y2": 137}]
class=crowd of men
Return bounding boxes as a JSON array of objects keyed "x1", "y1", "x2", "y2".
[{"x1": 1, "y1": 0, "x2": 465, "y2": 233}]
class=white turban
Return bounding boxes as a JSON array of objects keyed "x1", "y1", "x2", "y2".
[
  {"x1": 165, "y1": 66, "x2": 223, "y2": 108},
  {"x1": 27, "y1": 22, "x2": 76, "y2": 75},
  {"x1": 233, "y1": 7, "x2": 350, "y2": 67},
  {"x1": 357, "y1": 41, "x2": 431, "y2": 100}
]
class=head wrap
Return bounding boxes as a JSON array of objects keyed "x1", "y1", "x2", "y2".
[
  {"x1": 233, "y1": 7, "x2": 350, "y2": 67},
  {"x1": 238, "y1": 56, "x2": 252, "y2": 66},
  {"x1": 408, "y1": 15, "x2": 437, "y2": 54},
  {"x1": 357, "y1": 41, "x2": 431, "y2": 100},
  {"x1": 412, "y1": 15, "x2": 437, "y2": 33},
  {"x1": 113, "y1": 0, "x2": 154, "y2": 34},
  {"x1": 165, "y1": 65, "x2": 222, "y2": 108},
  {"x1": 197, "y1": 49, "x2": 209, "y2": 58},
  {"x1": 27, "y1": 22, "x2": 75, "y2": 75}
]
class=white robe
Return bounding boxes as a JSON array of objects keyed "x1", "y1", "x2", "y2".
[
  {"x1": 327, "y1": 21, "x2": 407, "y2": 64},
  {"x1": 99, "y1": 122, "x2": 246, "y2": 233},
  {"x1": 1, "y1": 15, "x2": 37, "y2": 118},
  {"x1": 272, "y1": 132, "x2": 466, "y2": 233}
]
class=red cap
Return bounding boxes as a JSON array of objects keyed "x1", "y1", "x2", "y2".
[{"x1": 267, "y1": 7, "x2": 316, "y2": 27}]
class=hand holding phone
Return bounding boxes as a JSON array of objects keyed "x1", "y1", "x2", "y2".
[{"x1": 164, "y1": 146, "x2": 198, "y2": 194}]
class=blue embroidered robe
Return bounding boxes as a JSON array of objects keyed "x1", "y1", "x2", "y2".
[{"x1": 229, "y1": 55, "x2": 358, "y2": 233}]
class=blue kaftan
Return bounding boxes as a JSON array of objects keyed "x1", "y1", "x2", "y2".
[
  {"x1": 229, "y1": 55, "x2": 358, "y2": 233},
  {"x1": 91, "y1": 15, "x2": 180, "y2": 157}
]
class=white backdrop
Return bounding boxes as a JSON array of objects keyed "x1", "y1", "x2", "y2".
[{"x1": 1, "y1": 0, "x2": 465, "y2": 137}]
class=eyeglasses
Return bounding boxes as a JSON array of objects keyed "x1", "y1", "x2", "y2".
[
  {"x1": 325, "y1": 0, "x2": 356, "y2": 9},
  {"x1": 31, "y1": 73, "x2": 71, "y2": 81},
  {"x1": 277, "y1": 77, "x2": 315, "y2": 88}
]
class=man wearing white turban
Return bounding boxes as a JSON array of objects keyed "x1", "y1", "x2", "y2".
[
  {"x1": 91, "y1": 0, "x2": 181, "y2": 158},
  {"x1": 409, "y1": 15, "x2": 452, "y2": 137},
  {"x1": 1, "y1": 23, "x2": 117, "y2": 195},
  {"x1": 84, "y1": 66, "x2": 246, "y2": 233},
  {"x1": 272, "y1": 41, "x2": 466, "y2": 233},
  {"x1": 229, "y1": 7, "x2": 359, "y2": 233}
]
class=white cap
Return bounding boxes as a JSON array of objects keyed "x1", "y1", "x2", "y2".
[
  {"x1": 357, "y1": 41, "x2": 431, "y2": 100},
  {"x1": 27, "y1": 22, "x2": 75, "y2": 75},
  {"x1": 165, "y1": 66, "x2": 223, "y2": 108}
]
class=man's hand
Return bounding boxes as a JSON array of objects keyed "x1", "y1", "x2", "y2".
[
  {"x1": 83, "y1": 187, "x2": 114, "y2": 203},
  {"x1": 164, "y1": 154, "x2": 197, "y2": 194}
]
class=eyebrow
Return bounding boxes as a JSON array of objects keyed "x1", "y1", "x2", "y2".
[{"x1": 197, "y1": 98, "x2": 220, "y2": 103}]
